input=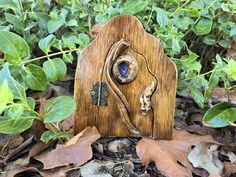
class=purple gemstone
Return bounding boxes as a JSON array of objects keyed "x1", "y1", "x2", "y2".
[{"x1": 118, "y1": 62, "x2": 129, "y2": 76}]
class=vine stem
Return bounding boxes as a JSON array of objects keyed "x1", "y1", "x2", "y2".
[
  {"x1": 208, "y1": 0, "x2": 217, "y2": 9},
  {"x1": 17, "y1": 0, "x2": 24, "y2": 13},
  {"x1": 21, "y1": 48, "x2": 78, "y2": 65},
  {"x1": 229, "y1": 122, "x2": 236, "y2": 127},
  {"x1": 47, "y1": 123, "x2": 64, "y2": 144},
  {"x1": 181, "y1": 68, "x2": 223, "y2": 82},
  {"x1": 146, "y1": 5, "x2": 154, "y2": 29},
  {"x1": 170, "y1": 0, "x2": 191, "y2": 16}
]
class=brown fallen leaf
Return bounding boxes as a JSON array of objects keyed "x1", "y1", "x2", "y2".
[
  {"x1": 136, "y1": 129, "x2": 218, "y2": 177},
  {"x1": 188, "y1": 143, "x2": 223, "y2": 176},
  {"x1": 29, "y1": 141, "x2": 53, "y2": 157},
  {"x1": 5, "y1": 167, "x2": 46, "y2": 177},
  {"x1": 0, "y1": 136, "x2": 34, "y2": 166},
  {"x1": 6, "y1": 166, "x2": 70, "y2": 177},
  {"x1": 0, "y1": 134, "x2": 24, "y2": 160},
  {"x1": 8, "y1": 135, "x2": 24, "y2": 149},
  {"x1": 223, "y1": 162, "x2": 236, "y2": 177},
  {"x1": 34, "y1": 126, "x2": 101, "y2": 169}
]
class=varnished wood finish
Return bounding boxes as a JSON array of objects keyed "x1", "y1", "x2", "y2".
[{"x1": 74, "y1": 15, "x2": 177, "y2": 139}]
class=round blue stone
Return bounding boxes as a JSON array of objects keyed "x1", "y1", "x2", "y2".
[{"x1": 118, "y1": 62, "x2": 129, "y2": 76}]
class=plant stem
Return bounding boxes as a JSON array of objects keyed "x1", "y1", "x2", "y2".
[
  {"x1": 47, "y1": 123, "x2": 64, "y2": 144},
  {"x1": 21, "y1": 48, "x2": 78, "y2": 65},
  {"x1": 146, "y1": 5, "x2": 154, "y2": 29},
  {"x1": 226, "y1": 89, "x2": 231, "y2": 105},
  {"x1": 182, "y1": 17, "x2": 200, "y2": 39},
  {"x1": 26, "y1": 104, "x2": 42, "y2": 120},
  {"x1": 181, "y1": 68, "x2": 223, "y2": 82},
  {"x1": 88, "y1": 15, "x2": 92, "y2": 31},
  {"x1": 208, "y1": 0, "x2": 217, "y2": 10},
  {"x1": 17, "y1": 0, "x2": 24, "y2": 13},
  {"x1": 170, "y1": 0, "x2": 191, "y2": 16},
  {"x1": 229, "y1": 121, "x2": 236, "y2": 127},
  {"x1": 38, "y1": 0, "x2": 44, "y2": 11}
]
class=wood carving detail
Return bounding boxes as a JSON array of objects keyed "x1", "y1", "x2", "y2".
[
  {"x1": 112, "y1": 54, "x2": 139, "y2": 84},
  {"x1": 74, "y1": 15, "x2": 177, "y2": 140},
  {"x1": 140, "y1": 81, "x2": 157, "y2": 116}
]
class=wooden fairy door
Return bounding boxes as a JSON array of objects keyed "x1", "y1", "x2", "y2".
[{"x1": 74, "y1": 15, "x2": 177, "y2": 140}]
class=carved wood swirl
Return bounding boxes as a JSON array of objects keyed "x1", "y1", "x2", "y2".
[{"x1": 103, "y1": 39, "x2": 142, "y2": 136}]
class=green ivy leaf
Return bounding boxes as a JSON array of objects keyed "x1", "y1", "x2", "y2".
[
  {"x1": 95, "y1": 13, "x2": 107, "y2": 24},
  {"x1": 63, "y1": 53, "x2": 73, "y2": 63},
  {"x1": 47, "y1": 19, "x2": 64, "y2": 33},
  {"x1": 78, "y1": 33, "x2": 90, "y2": 49},
  {"x1": 66, "y1": 19, "x2": 78, "y2": 27},
  {"x1": 5, "y1": 13, "x2": 24, "y2": 34},
  {"x1": 0, "y1": 64, "x2": 26, "y2": 100},
  {"x1": 123, "y1": 0, "x2": 148, "y2": 14},
  {"x1": 0, "y1": 80, "x2": 13, "y2": 114},
  {"x1": 191, "y1": 89, "x2": 205, "y2": 108},
  {"x1": 185, "y1": 7, "x2": 200, "y2": 18},
  {"x1": 177, "y1": 50, "x2": 201, "y2": 73},
  {"x1": 26, "y1": 97, "x2": 35, "y2": 110},
  {"x1": 203, "y1": 35, "x2": 216, "y2": 45},
  {"x1": 35, "y1": 12, "x2": 50, "y2": 31},
  {"x1": 172, "y1": 38, "x2": 181, "y2": 53},
  {"x1": 43, "y1": 58, "x2": 67, "y2": 81},
  {"x1": 226, "y1": 59, "x2": 236, "y2": 80},
  {"x1": 41, "y1": 130, "x2": 69, "y2": 143},
  {"x1": 208, "y1": 71, "x2": 219, "y2": 89},
  {"x1": 0, "y1": 31, "x2": 30, "y2": 66},
  {"x1": 192, "y1": 18, "x2": 213, "y2": 35},
  {"x1": 203, "y1": 102, "x2": 236, "y2": 128},
  {"x1": 0, "y1": 26, "x2": 10, "y2": 31},
  {"x1": 218, "y1": 39, "x2": 231, "y2": 48},
  {"x1": 7, "y1": 104, "x2": 24, "y2": 119},
  {"x1": 94, "y1": 4, "x2": 107, "y2": 12},
  {"x1": 44, "y1": 96, "x2": 76, "y2": 123},
  {"x1": 0, "y1": 116, "x2": 35, "y2": 134},
  {"x1": 221, "y1": 3, "x2": 230, "y2": 12},
  {"x1": 230, "y1": 25, "x2": 236, "y2": 37},
  {"x1": 0, "y1": 0, "x2": 19, "y2": 10},
  {"x1": 23, "y1": 64, "x2": 47, "y2": 91},
  {"x1": 172, "y1": 16, "x2": 193, "y2": 30},
  {"x1": 155, "y1": 8, "x2": 169, "y2": 27},
  {"x1": 62, "y1": 34, "x2": 79, "y2": 49},
  {"x1": 38, "y1": 34, "x2": 56, "y2": 54}
]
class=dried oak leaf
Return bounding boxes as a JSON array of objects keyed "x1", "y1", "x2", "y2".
[
  {"x1": 6, "y1": 166, "x2": 70, "y2": 177},
  {"x1": 34, "y1": 126, "x2": 101, "y2": 169},
  {"x1": 136, "y1": 129, "x2": 219, "y2": 177}
]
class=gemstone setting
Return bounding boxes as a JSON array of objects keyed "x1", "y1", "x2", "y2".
[{"x1": 118, "y1": 61, "x2": 129, "y2": 76}]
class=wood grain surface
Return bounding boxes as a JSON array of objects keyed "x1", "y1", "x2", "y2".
[{"x1": 74, "y1": 15, "x2": 177, "y2": 139}]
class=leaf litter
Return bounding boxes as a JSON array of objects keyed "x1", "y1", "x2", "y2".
[
  {"x1": 0, "y1": 56, "x2": 236, "y2": 176},
  {"x1": 34, "y1": 126, "x2": 101, "y2": 169}
]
